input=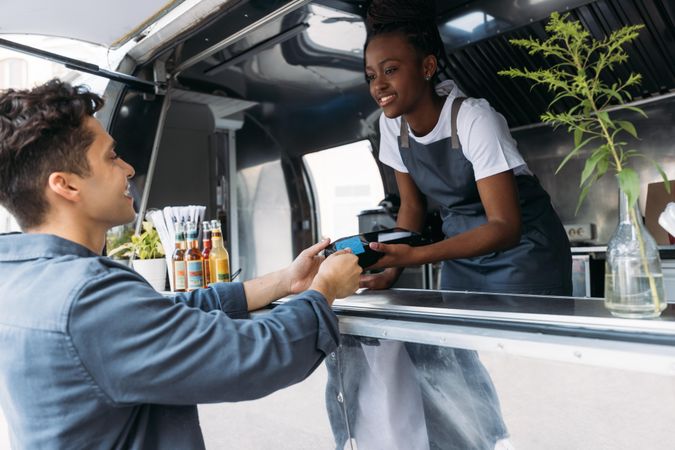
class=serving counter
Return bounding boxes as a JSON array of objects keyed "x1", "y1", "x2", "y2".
[{"x1": 320, "y1": 289, "x2": 675, "y2": 450}]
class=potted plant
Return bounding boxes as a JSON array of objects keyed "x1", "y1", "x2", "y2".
[
  {"x1": 499, "y1": 12, "x2": 670, "y2": 318},
  {"x1": 108, "y1": 221, "x2": 167, "y2": 291},
  {"x1": 106, "y1": 224, "x2": 135, "y2": 266}
]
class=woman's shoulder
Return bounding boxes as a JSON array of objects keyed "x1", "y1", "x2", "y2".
[
  {"x1": 454, "y1": 97, "x2": 494, "y2": 120},
  {"x1": 378, "y1": 111, "x2": 400, "y2": 135}
]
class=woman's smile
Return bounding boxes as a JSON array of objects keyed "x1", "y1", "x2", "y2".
[{"x1": 378, "y1": 94, "x2": 396, "y2": 107}]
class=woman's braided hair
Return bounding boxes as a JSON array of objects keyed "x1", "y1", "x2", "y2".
[{"x1": 364, "y1": 0, "x2": 450, "y2": 82}]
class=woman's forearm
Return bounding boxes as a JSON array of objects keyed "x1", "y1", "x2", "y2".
[{"x1": 414, "y1": 219, "x2": 521, "y2": 265}]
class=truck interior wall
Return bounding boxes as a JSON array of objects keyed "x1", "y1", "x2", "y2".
[
  {"x1": 514, "y1": 96, "x2": 675, "y2": 244},
  {"x1": 146, "y1": 100, "x2": 217, "y2": 220}
]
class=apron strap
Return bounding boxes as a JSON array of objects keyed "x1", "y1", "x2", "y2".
[
  {"x1": 399, "y1": 117, "x2": 410, "y2": 149},
  {"x1": 451, "y1": 97, "x2": 467, "y2": 149},
  {"x1": 400, "y1": 96, "x2": 467, "y2": 149}
]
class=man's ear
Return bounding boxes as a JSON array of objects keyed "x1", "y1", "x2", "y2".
[{"x1": 47, "y1": 172, "x2": 81, "y2": 203}]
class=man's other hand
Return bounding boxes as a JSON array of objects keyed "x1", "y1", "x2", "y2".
[{"x1": 309, "y1": 250, "x2": 361, "y2": 305}]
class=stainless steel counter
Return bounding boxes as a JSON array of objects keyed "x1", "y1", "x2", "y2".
[
  {"x1": 334, "y1": 288, "x2": 675, "y2": 342},
  {"x1": 570, "y1": 244, "x2": 675, "y2": 259},
  {"x1": 321, "y1": 289, "x2": 675, "y2": 449}
]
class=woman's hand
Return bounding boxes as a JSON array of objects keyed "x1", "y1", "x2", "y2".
[
  {"x1": 359, "y1": 267, "x2": 402, "y2": 290},
  {"x1": 365, "y1": 242, "x2": 418, "y2": 270}
]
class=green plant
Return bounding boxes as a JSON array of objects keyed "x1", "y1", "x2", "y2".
[
  {"x1": 499, "y1": 12, "x2": 670, "y2": 312},
  {"x1": 108, "y1": 221, "x2": 165, "y2": 260},
  {"x1": 498, "y1": 12, "x2": 669, "y2": 212}
]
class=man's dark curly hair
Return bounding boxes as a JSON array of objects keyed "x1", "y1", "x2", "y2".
[
  {"x1": 364, "y1": 0, "x2": 449, "y2": 83},
  {"x1": 0, "y1": 79, "x2": 104, "y2": 229}
]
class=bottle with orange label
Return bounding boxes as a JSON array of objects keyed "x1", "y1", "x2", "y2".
[
  {"x1": 209, "y1": 220, "x2": 230, "y2": 283},
  {"x1": 171, "y1": 222, "x2": 187, "y2": 292},
  {"x1": 201, "y1": 221, "x2": 212, "y2": 284},
  {"x1": 184, "y1": 221, "x2": 205, "y2": 291}
]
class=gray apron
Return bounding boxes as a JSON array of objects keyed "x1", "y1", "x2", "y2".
[{"x1": 399, "y1": 97, "x2": 572, "y2": 295}]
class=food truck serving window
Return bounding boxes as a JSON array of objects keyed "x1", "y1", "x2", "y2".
[{"x1": 303, "y1": 140, "x2": 384, "y2": 241}]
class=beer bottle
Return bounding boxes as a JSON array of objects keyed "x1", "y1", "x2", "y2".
[
  {"x1": 209, "y1": 220, "x2": 230, "y2": 283},
  {"x1": 171, "y1": 222, "x2": 187, "y2": 292},
  {"x1": 185, "y1": 221, "x2": 205, "y2": 291},
  {"x1": 201, "y1": 221, "x2": 212, "y2": 284}
]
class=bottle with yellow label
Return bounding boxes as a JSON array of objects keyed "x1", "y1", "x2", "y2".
[{"x1": 209, "y1": 219, "x2": 230, "y2": 283}]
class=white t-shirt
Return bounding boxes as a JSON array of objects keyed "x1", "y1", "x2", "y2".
[{"x1": 378, "y1": 80, "x2": 531, "y2": 180}]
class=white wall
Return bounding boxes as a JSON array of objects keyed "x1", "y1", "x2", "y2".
[{"x1": 0, "y1": 206, "x2": 20, "y2": 233}]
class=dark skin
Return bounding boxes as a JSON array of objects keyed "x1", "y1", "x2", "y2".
[{"x1": 361, "y1": 32, "x2": 522, "y2": 289}]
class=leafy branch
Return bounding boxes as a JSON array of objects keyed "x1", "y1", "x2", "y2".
[
  {"x1": 108, "y1": 221, "x2": 165, "y2": 260},
  {"x1": 498, "y1": 12, "x2": 669, "y2": 213}
]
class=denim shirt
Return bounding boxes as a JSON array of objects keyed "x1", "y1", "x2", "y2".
[{"x1": 0, "y1": 233, "x2": 339, "y2": 449}]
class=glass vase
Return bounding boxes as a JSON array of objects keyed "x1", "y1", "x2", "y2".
[{"x1": 604, "y1": 188, "x2": 665, "y2": 318}]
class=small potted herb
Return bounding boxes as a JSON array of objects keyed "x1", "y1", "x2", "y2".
[{"x1": 108, "y1": 221, "x2": 167, "y2": 291}]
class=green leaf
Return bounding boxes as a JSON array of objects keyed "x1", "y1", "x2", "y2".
[
  {"x1": 107, "y1": 242, "x2": 133, "y2": 258},
  {"x1": 579, "y1": 149, "x2": 606, "y2": 187},
  {"x1": 621, "y1": 106, "x2": 648, "y2": 118},
  {"x1": 654, "y1": 163, "x2": 672, "y2": 194},
  {"x1": 556, "y1": 136, "x2": 599, "y2": 174},
  {"x1": 596, "y1": 111, "x2": 614, "y2": 129},
  {"x1": 574, "y1": 126, "x2": 584, "y2": 148},
  {"x1": 616, "y1": 120, "x2": 638, "y2": 139},
  {"x1": 634, "y1": 154, "x2": 672, "y2": 194},
  {"x1": 142, "y1": 221, "x2": 153, "y2": 233},
  {"x1": 575, "y1": 184, "x2": 592, "y2": 215},
  {"x1": 617, "y1": 168, "x2": 640, "y2": 208}
]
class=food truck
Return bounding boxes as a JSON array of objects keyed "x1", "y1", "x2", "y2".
[{"x1": 1, "y1": 0, "x2": 675, "y2": 448}]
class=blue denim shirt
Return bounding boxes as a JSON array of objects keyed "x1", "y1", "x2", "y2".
[{"x1": 0, "y1": 233, "x2": 339, "y2": 449}]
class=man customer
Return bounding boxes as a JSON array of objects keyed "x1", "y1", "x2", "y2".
[{"x1": 0, "y1": 79, "x2": 361, "y2": 449}]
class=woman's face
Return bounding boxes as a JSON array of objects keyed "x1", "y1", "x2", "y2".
[{"x1": 364, "y1": 32, "x2": 432, "y2": 119}]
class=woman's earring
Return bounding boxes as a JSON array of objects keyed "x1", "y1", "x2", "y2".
[{"x1": 424, "y1": 75, "x2": 431, "y2": 81}]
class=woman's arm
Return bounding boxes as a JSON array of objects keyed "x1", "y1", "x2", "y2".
[
  {"x1": 394, "y1": 171, "x2": 427, "y2": 232},
  {"x1": 360, "y1": 170, "x2": 427, "y2": 289},
  {"x1": 369, "y1": 169, "x2": 522, "y2": 268}
]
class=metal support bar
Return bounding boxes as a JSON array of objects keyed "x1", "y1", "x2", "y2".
[
  {"x1": 227, "y1": 130, "x2": 239, "y2": 276},
  {"x1": 204, "y1": 22, "x2": 308, "y2": 76},
  {"x1": 173, "y1": 0, "x2": 312, "y2": 76},
  {"x1": 510, "y1": 90, "x2": 675, "y2": 132},
  {"x1": 0, "y1": 38, "x2": 157, "y2": 93},
  {"x1": 133, "y1": 77, "x2": 173, "y2": 237}
]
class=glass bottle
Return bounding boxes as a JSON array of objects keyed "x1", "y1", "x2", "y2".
[
  {"x1": 604, "y1": 188, "x2": 665, "y2": 318},
  {"x1": 171, "y1": 223, "x2": 187, "y2": 292},
  {"x1": 184, "y1": 221, "x2": 205, "y2": 291},
  {"x1": 209, "y1": 219, "x2": 230, "y2": 283},
  {"x1": 202, "y1": 221, "x2": 212, "y2": 285}
]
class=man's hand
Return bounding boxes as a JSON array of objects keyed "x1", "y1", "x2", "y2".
[
  {"x1": 359, "y1": 267, "x2": 402, "y2": 290},
  {"x1": 286, "y1": 238, "x2": 332, "y2": 295},
  {"x1": 309, "y1": 250, "x2": 361, "y2": 305}
]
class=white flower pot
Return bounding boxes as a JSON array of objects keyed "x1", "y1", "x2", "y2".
[{"x1": 132, "y1": 258, "x2": 168, "y2": 292}]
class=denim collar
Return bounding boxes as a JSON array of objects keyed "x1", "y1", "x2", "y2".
[{"x1": 0, "y1": 233, "x2": 97, "y2": 261}]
